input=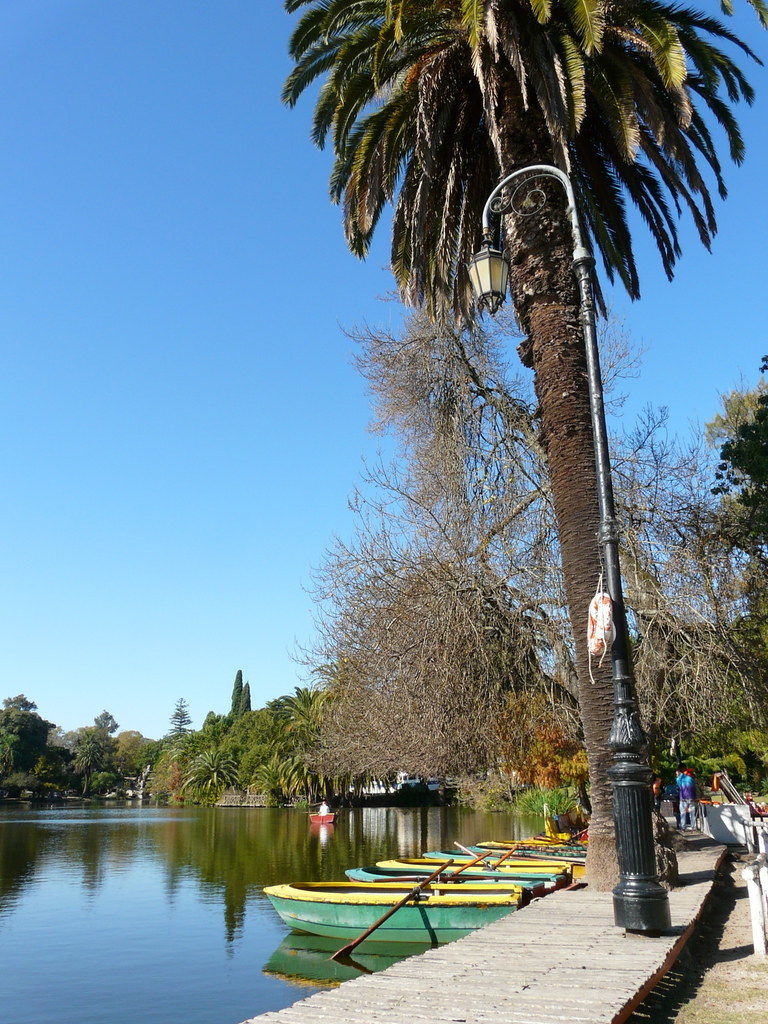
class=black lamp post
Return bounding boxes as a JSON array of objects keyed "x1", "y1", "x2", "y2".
[{"x1": 470, "y1": 164, "x2": 671, "y2": 934}]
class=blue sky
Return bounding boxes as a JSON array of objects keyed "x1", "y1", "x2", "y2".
[{"x1": 0, "y1": 2, "x2": 766, "y2": 740}]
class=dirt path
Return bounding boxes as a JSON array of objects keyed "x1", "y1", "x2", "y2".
[{"x1": 628, "y1": 851, "x2": 768, "y2": 1024}]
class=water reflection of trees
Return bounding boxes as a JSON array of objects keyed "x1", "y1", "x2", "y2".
[
  {"x1": 0, "y1": 809, "x2": 150, "y2": 911},
  {"x1": 0, "y1": 818, "x2": 47, "y2": 912},
  {"x1": 0, "y1": 805, "x2": 538, "y2": 940}
]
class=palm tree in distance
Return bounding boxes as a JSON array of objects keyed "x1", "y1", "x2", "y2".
[
  {"x1": 73, "y1": 728, "x2": 105, "y2": 796},
  {"x1": 283, "y1": 0, "x2": 763, "y2": 886},
  {"x1": 283, "y1": 686, "x2": 326, "y2": 743},
  {"x1": 183, "y1": 748, "x2": 238, "y2": 804}
]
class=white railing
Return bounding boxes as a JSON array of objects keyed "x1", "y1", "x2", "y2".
[{"x1": 742, "y1": 826, "x2": 768, "y2": 955}]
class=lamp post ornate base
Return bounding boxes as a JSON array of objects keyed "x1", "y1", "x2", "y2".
[{"x1": 609, "y1": 694, "x2": 672, "y2": 933}]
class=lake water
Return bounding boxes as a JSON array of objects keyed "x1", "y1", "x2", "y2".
[{"x1": 0, "y1": 803, "x2": 541, "y2": 1024}]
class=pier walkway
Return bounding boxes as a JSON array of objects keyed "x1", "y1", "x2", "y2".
[{"x1": 244, "y1": 836, "x2": 727, "y2": 1024}]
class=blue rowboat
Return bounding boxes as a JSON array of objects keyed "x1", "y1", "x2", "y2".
[{"x1": 344, "y1": 864, "x2": 559, "y2": 895}]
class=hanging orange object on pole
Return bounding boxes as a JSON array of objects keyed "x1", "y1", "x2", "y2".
[{"x1": 587, "y1": 590, "x2": 614, "y2": 658}]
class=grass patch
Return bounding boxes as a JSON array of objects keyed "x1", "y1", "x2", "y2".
[{"x1": 514, "y1": 785, "x2": 578, "y2": 817}]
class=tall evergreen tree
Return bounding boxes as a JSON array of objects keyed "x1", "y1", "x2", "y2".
[
  {"x1": 169, "y1": 698, "x2": 192, "y2": 736},
  {"x1": 230, "y1": 670, "x2": 244, "y2": 718},
  {"x1": 239, "y1": 682, "x2": 252, "y2": 716}
]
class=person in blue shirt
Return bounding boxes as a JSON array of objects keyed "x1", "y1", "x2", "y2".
[{"x1": 676, "y1": 764, "x2": 697, "y2": 830}]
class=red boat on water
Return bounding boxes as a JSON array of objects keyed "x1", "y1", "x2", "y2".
[{"x1": 309, "y1": 812, "x2": 336, "y2": 825}]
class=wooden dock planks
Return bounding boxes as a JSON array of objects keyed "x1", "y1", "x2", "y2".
[{"x1": 244, "y1": 839, "x2": 726, "y2": 1024}]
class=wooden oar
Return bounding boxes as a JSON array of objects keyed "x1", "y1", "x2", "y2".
[
  {"x1": 453, "y1": 840, "x2": 497, "y2": 866},
  {"x1": 451, "y1": 842, "x2": 523, "y2": 874},
  {"x1": 367, "y1": 874, "x2": 426, "y2": 884},
  {"x1": 330, "y1": 859, "x2": 454, "y2": 962},
  {"x1": 369, "y1": 847, "x2": 519, "y2": 885},
  {"x1": 483, "y1": 846, "x2": 519, "y2": 870},
  {"x1": 444, "y1": 846, "x2": 506, "y2": 880},
  {"x1": 366, "y1": 847, "x2": 512, "y2": 885}
]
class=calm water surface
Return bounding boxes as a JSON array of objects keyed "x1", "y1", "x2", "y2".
[{"x1": 0, "y1": 803, "x2": 541, "y2": 1024}]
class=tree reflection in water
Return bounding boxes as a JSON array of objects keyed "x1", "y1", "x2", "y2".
[{"x1": 0, "y1": 803, "x2": 541, "y2": 1023}]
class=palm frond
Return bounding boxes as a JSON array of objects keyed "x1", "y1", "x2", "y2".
[
  {"x1": 560, "y1": 0, "x2": 605, "y2": 55},
  {"x1": 633, "y1": 9, "x2": 687, "y2": 88},
  {"x1": 560, "y1": 33, "x2": 587, "y2": 128}
]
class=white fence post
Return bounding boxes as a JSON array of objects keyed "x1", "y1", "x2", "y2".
[
  {"x1": 742, "y1": 854, "x2": 768, "y2": 956},
  {"x1": 759, "y1": 859, "x2": 768, "y2": 934}
]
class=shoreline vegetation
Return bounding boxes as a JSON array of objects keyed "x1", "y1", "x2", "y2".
[{"x1": 4, "y1": 683, "x2": 767, "y2": 823}]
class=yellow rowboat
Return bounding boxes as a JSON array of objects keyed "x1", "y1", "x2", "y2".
[
  {"x1": 478, "y1": 837, "x2": 587, "y2": 852},
  {"x1": 377, "y1": 856, "x2": 571, "y2": 878},
  {"x1": 475, "y1": 841, "x2": 587, "y2": 864},
  {"x1": 419, "y1": 849, "x2": 586, "y2": 879}
]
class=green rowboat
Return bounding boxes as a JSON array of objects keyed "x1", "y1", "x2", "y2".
[{"x1": 264, "y1": 880, "x2": 523, "y2": 944}]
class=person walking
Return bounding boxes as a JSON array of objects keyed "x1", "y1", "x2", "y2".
[
  {"x1": 676, "y1": 764, "x2": 696, "y2": 831},
  {"x1": 651, "y1": 774, "x2": 663, "y2": 813},
  {"x1": 668, "y1": 778, "x2": 681, "y2": 829}
]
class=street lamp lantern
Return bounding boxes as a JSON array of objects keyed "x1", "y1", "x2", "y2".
[
  {"x1": 471, "y1": 164, "x2": 671, "y2": 935},
  {"x1": 467, "y1": 232, "x2": 509, "y2": 314}
]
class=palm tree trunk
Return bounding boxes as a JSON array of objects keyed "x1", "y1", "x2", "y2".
[
  {"x1": 523, "y1": 274, "x2": 618, "y2": 889},
  {"x1": 491, "y1": 95, "x2": 618, "y2": 888}
]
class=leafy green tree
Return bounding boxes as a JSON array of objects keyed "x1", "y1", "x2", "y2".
[
  {"x1": 707, "y1": 375, "x2": 768, "y2": 448},
  {"x1": 0, "y1": 696, "x2": 55, "y2": 778},
  {"x1": 93, "y1": 710, "x2": 119, "y2": 735},
  {"x1": 89, "y1": 770, "x2": 119, "y2": 795},
  {"x1": 114, "y1": 731, "x2": 152, "y2": 777},
  {"x1": 148, "y1": 747, "x2": 183, "y2": 802},
  {"x1": 151, "y1": 721, "x2": 208, "y2": 801},
  {"x1": 714, "y1": 356, "x2": 768, "y2": 553},
  {"x1": 283, "y1": 0, "x2": 763, "y2": 884},
  {"x1": 222, "y1": 707, "x2": 284, "y2": 784},
  {"x1": 138, "y1": 737, "x2": 163, "y2": 770},
  {"x1": 89, "y1": 710, "x2": 119, "y2": 775},
  {"x1": 168, "y1": 698, "x2": 192, "y2": 736},
  {"x1": 31, "y1": 748, "x2": 71, "y2": 794},
  {"x1": 266, "y1": 688, "x2": 337, "y2": 802},
  {"x1": 202, "y1": 712, "x2": 228, "y2": 743},
  {"x1": 3, "y1": 695, "x2": 37, "y2": 712},
  {"x1": 3, "y1": 771, "x2": 41, "y2": 796}
]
